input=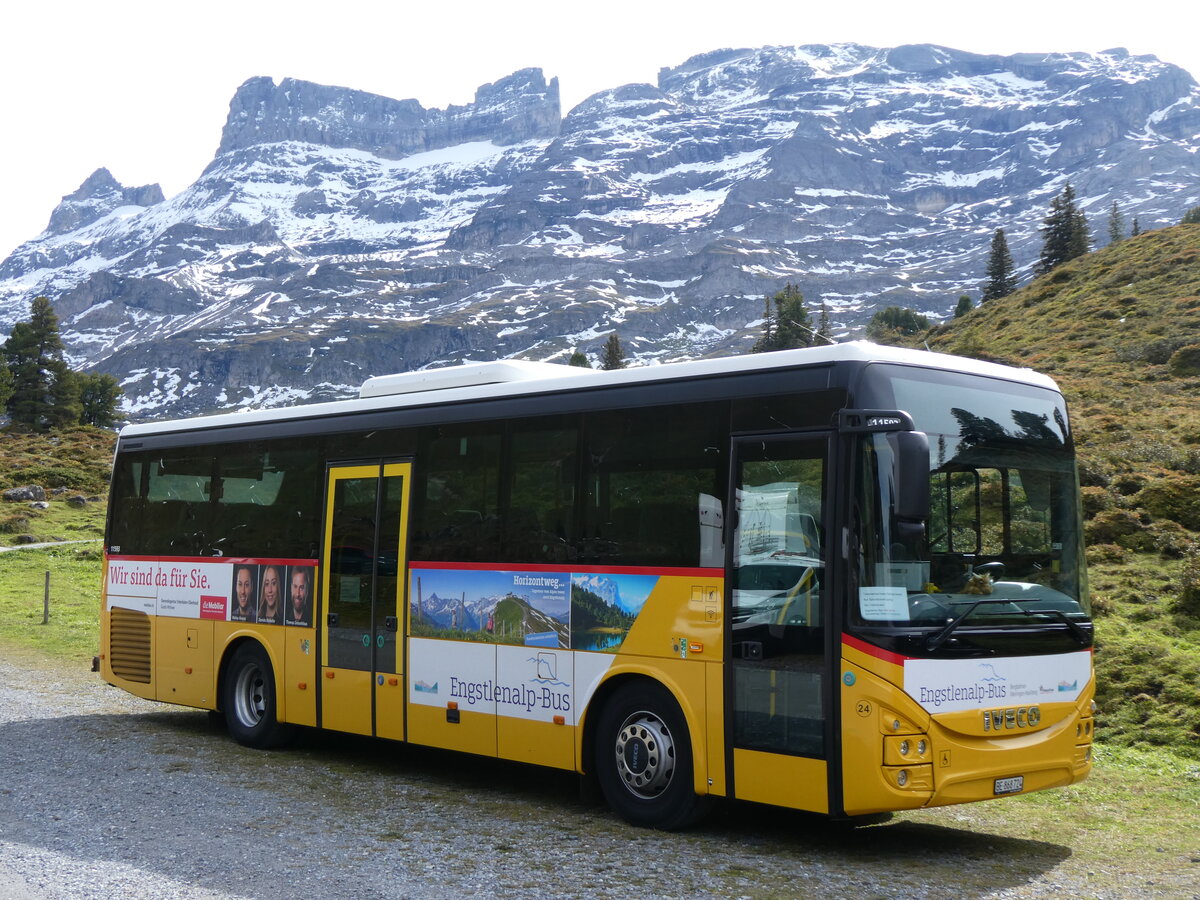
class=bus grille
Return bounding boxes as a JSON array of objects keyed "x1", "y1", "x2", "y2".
[{"x1": 109, "y1": 607, "x2": 152, "y2": 683}]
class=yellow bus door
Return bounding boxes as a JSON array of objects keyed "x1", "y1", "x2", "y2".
[
  {"x1": 728, "y1": 436, "x2": 831, "y2": 814},
  {"x1": 320, "y1": 462, "x2": 411, "y2": 741}
]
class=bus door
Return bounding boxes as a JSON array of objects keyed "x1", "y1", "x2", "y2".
[
  {"x1": 320, "y1": 462, "x2": 412, "y2": 741},
  {"x1": 728, "y1": 435, "x2": 831, "y2": 813}
]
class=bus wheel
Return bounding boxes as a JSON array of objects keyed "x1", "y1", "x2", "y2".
[
  {"x1": 595, "y1": 681, "x2": 707, "y2": 830},
  {"x1": 222, "y1": 643, "x2": 293, "y2": 749}
]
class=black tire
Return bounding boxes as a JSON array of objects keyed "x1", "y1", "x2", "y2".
[
  {"x1": 221, "y1": 643, "x2": 293, "y2": 749},
  {"x1": 594, "y1": 680, "x2": 708, "y2": 830}
]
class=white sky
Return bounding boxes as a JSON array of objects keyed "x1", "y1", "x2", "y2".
[{"x1": 2, "y1": 0, "x2": 1196, "y2": 260}]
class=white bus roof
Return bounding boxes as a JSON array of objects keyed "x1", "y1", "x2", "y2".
[{"x1": 118, "y1": 342, "x2": 1060, "y2": 439}]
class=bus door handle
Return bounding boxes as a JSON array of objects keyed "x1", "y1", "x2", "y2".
[
  {"x1": 384, "y1": 616, "x2": 398, "y2": 633},
  {"x1": 327, "y1": 613, "x2": 339, "y2": 627}
]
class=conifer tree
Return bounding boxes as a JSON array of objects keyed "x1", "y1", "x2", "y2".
[
  {"x1": 0, "y1": 357, "x2": 12, "y2": 415},
  {"x1": 866, "y1": 306, "x2": 931, "y2": 345},
  {"x1": 1131, "y1": 217, "x2": 1141, "y2": 236},
  {"x1": 1182, "y1": 206, "x2": 1200, "y2": 225},
  {"x1": 817, "y1": 302, "x2": 833, "y2": 344},
  {"x1": 755, "y1": 293, "x2": 775, "y2": 350},
  {"x1": 567, "y1": 349, "x2": 591, "y2": 368},
  {"x1": 1107, "y1": 200, "x2": 1125, "y2": 245},
  {"x1": 77, "y1": 372, "x2": 123, "y2": 427},
  {"x1": 752, "y1": 283, "x2": 814, "y2": 352},
  {"x1": 600, "y1": 333, "x2": 626, "y2": 370},
  {"x1": 982, "y1": 228, "x2": 1018, "y2": 301},
  {"x1": 2, "y1": 297, "x2": 76, "y2": 430},
  {"x1": 954, "y1": 294, "x2": 973, "y2": 318},
  {"x1": 1037, "y1": 183, "x2": 1090, "y2": 274}
]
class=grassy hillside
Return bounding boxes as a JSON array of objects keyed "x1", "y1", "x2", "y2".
[
  {"x1": 921, "y1": 223, "x2": 1200, "y2": 756},
  {"x1": 0, "y1": 427, "x2": 115, "y2": 662},
  {"x1": 0, "y1": 427, "x2": 114, "y2": 547}
]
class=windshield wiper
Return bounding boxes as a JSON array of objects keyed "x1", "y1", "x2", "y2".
[
  {"x1": 924, "y1": 597, "x2": 1017, "y2": 652},
  {"x1": 1026, "y1": 607, "x2": 1091, "y2": 647},
  {"x1": 923, "y1": 597, "x2": 1090, "y2": 652}
]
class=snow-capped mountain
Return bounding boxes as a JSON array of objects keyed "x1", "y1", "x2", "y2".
[
  {"x1": 573, "y1": 574, "x2": 628, "y2": 613},
  {"x1": 2, "y1": 44, "x2": 1198, "y2": 419}
]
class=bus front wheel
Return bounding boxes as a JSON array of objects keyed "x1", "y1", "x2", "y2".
[
  {"x1": 594, "y1": 681, "x2": 707, "y2": 830},
  {"x1": 221, "y1": 643, "x2": 293, "y2": 749}
]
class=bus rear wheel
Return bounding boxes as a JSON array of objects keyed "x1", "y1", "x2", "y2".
[
  {"x1": 222, "y1": 643, "x2": 293, "y2": 749},
  {"x1": 594, "y1": 681, "x2": 707, "y2": 830}
]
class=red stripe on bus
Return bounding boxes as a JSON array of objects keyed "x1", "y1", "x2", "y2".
[
  {"x1": 841, "y1": 632, "x2": 911, "y2": 665},
  {"x1": 409, "y1": 560, "x2": 724, "y2": 578}
]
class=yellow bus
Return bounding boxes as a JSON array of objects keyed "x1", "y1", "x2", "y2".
[{"x1": 100, "y1": 343, "x2": 1094, "y2": 828}]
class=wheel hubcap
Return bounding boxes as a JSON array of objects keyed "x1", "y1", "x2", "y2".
[
  {"x1": 614, "y1": 711, "x2": 675, "y2": 798},
  {"x1": 233, "y1": 663, "x2": 266, "y2": 727}
]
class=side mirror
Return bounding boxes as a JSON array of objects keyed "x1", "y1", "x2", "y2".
[{"x1": 890, "y1": 431, "x2": 930, "y2": 525}]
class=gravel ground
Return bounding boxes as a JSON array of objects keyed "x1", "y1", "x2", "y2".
[{"x1": 0, "y1": 657, "x2": 1180, "y2": 900}]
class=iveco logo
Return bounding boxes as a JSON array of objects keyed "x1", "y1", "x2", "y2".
[{"x1": 983, "y1": 706, "x2": 1042, "y2": 731}]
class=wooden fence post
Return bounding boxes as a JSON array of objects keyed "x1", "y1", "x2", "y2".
[{"x1": 42, "y1": 571, "x2": 50, "y2": 625}]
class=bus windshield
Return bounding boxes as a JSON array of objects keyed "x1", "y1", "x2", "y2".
[{"x1": 850, "y1": 367, "x2": 1091, "y2": 656}]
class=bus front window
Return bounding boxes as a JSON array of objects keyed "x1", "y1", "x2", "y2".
[{"x1": 851, "y1": 407, "x2": 1091, "y2": 657}]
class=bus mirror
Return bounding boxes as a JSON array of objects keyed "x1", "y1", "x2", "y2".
[{"x1": 891, "y1": 431, "x2": 931, "y2": 524}]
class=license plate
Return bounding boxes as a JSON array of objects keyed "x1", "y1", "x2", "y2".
[{"x1": 994, "y1": 776, "x2": 1024, "y2": 795}]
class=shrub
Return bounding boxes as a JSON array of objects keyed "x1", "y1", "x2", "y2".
[
  {"x1": 1167, "y1": 344, "x2": 1200, "y2": 377},
  {"x1": 1085, "y1": 508, "x2": 1144, "y2": 544},
  {"x1": 1087, "y1": 543, "x2": 1127, "y2": 564},
  {"x1": 1080, "y1": 486, "x2": 1111, "y2": 518},
  {"x1": 8, "y1": 465, "x2": 104, "y2": 494},
  {"x1": 1137, "y1": 474, "x2": 1200, "y2": 530},
  {"x1": 1177, "y1": 545, "x2": 1200, "y2": 618},
  {"x1": 0, "y1": 514, "x2": 32, "y2": 534}
]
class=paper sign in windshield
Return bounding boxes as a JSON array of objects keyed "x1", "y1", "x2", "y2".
[{"x1": 859, "y1": 586, "x2": 910, "y2": 621}]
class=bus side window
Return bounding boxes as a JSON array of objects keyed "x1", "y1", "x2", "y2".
[
  {"x1": 503, "y1": 419, "x2": 578, "y2": 563},
  {"x1": 412, "y1": 426, "x2": 502, "y2": 563},
  {"x1": 143, "y1": 451, "x2": 214, "y2": 556},
  {"x1": 582, "y1": 403, "x2": 726, "y2": 567},
  {"x1": 108, "y1": 456, "x2": 146, "y2": 553}
]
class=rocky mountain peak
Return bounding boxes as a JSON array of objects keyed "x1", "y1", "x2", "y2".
[
  {"x1": 217, "y1": 69, "x2": 561, "y2": 161},
  {"x1": 45, "y1": 168, "x2": 164, "y2": 236},
  {"x1": 1, "y1": 44, "x2": 1198, "y2": 422}
]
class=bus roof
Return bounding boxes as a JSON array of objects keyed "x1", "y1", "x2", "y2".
[{"x1": 118, "y1": 341, "x2": 1060, "y2": 439}]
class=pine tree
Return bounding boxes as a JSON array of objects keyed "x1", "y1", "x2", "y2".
[
  {"x1": 567, "y1": 349, "x2": 591, "y2": 368},
  {"x1": 752, "y1": 283, "x2": 814, "y2": 352},
  {"x1": 1131, "y1": 217, "x2": 1141, "y2": 237},
  {"x1": 866, "y1": 306, "x2": 930, "y2": 345},
  {"x1": 1037, "y1": 183, "x2": 1090, "y2": 274},
  {"x1": 1107, "y1": 201, "x2": 1125, "y2": 245},
  {"x1": 0, "y1": 357, "x2": 12, "y2": 415},
  {"x1": 77, "y1": 372, "x2": 123, "y2": 427},
  {"x1": 982, "y1": 228, "x2": 1019, "y2": 300},
  {"x1": 2, "y1": 297, "x2": 76, "y2": 430},
  {"x1": 600, "y1": 333, "x2": 626, "y2": 370},
  {"x1": 1182, "y1": 206, "x2": 1200, "y2": 225},
  {"x1": 817, "y1": 302, "x2": 833, "y2": 343},
  {"x1": 47, "y1": 364, "x2": 81, "y2": 429},
  {"x1": 755, "y1": 293, "x2": 775, "y2": 351},
  {"x1": 954, "y1": 294, "x2": 973, "y2": 318},
  {"x1": 1068, "y1": 200, "x2": 1091, "y2": 260}
]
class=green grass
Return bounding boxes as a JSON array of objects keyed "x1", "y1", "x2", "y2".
[{"x1": 0, "y1": 543, "x2": 104, "y2": 664}]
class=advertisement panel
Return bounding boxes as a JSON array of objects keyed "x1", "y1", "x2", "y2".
[
  {"x1": 105, "y1": 556, "x2": 316, "y2": 627},
  {"x1": 903, "y1": 651, "x2": 1092, "y2": 713}
]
